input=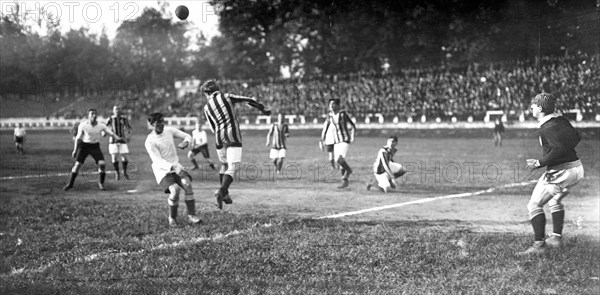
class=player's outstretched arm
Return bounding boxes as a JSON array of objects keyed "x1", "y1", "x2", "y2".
[
  {"x1": 171, "y1": 127, "x2": 192, "y2": 149},
  {"x1": 228, "y1": 94, "x2": 271, "y2": 115}
]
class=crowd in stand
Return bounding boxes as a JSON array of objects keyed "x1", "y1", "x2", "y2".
[{"x1": 64, "y1": 54, "x2": 600, "y2": 121}]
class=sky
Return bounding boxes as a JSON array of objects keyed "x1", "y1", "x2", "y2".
[{"x1": 0, "y1": 1, "x2": 220, "y2": 40}]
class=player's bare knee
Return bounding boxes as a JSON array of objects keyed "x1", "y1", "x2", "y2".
[
  {"x1": 225, "y1": 162, "x2": 239, "y2": 176},
  {"x1": 187, "y1": 151, "x2": 194, "y2": 159},
  {"x1": 72, "y1": 162, "x2": 82, "y2": 173},
  {"x1": 527, "y1": 200, "x2": 542, "y2": 213},
  {"x1": 181, "y1": 179, "x2": 193, "y2": 195}
]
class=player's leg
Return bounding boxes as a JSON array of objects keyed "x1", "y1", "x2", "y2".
[
  {"x1": 167, "y1": 183, "x2": 181, "y2": 227},
  {"x1": 188, "y1": 149, "x2": 200, "y2": 170},
  {"x1": 200, "y1": 146, "x2": 216, "y2": 170},
  {"x1": 120, "y1": 145, "x2": 130, "y2": 179},
  {"x1": 326, "y1": 145, "x2": 335, "y2": 169},
  {"x1": 335, "y1": 143, "x2": 351, "y2": 188},
  {"x1": 277, "y1": 149, "x2": 286, "y2": 173},
  {"x1": 91, "y1": 146, "x2": 106, "y2": 190},
  {"x1": 215, "y1": 147, "x2": 241, "y2": 209},
  {"x1": 270, "y1": 148, "x2": 278, "y2": 173},
  {"x1": 64, "y1": 146, "x2": 88, "y2": 190},
  {"x1": 109, "y1": 144, "x2": 120, "y2": 180},
  {"x1": 180, "y1": 174, "x2": 202, "y2": 224},
  {"x1": 518, "y1": 174, "x2": 554, "y2": 255},
  {"x1": 372, "y1": 173, "x2": 391, "y2": 192},
  {"x1": 545, "y1": 165, "x2": 585, "y2": 248}
]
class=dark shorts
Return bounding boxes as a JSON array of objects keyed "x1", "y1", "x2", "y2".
[
  {"x1": 76, "y1": 142, "x2": 105, "y2": 164},
  {"x1": 15, "y1": 136, "x2": 24, "y2": 144},
  {"x1": 325, "y1": 144, "x2": 334, "y2": 152},
  {"x1": 191, "y1": 145, "x2": 210, "y2": 158},
  {"x1": 160, "y1": 170, "x2": 192, "y2": 194}
]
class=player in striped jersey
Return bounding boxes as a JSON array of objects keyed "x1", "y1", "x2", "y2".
[
  {"x1": 321, "y1": 99, "x2": 356, "y2": 189},
  {"x1": 105, "y1": 105, "x2": 133, "y2": 180},
  {"x1": 366, "y1": 136, "x2": 407, "y2": 192},
  {"x1": 201, "y1": 80, "x2": 271, "y2": 209},
  {"x1": 266, "y1": 113, "x2": 290, "y2": 175},
  {"x1": 145, "y1": 112, "x2": 202, "y2": 227},
  {"x1": 319, "y1": 109, "x2": 337, "y2": 169}
]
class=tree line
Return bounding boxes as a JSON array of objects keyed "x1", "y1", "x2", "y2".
[{"x1": 1, "y1": 0, "x2": 597, "y2": 96}]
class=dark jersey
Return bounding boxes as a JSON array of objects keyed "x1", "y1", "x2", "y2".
[
  {"x1": 374, "y1": 146, "x2": 397, "y2": 174},
  {"x1": 268, "y1": 123, "x2": 289, "y2": 149},
  {"x1": 106, "y1": 116, "x2": 131, "y2": 144},
  {"x1": 538, "y1": 116, "x2": 580, "y2": 168}
]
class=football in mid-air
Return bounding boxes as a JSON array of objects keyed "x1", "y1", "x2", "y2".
[{"x1": 175, "y1": 5, "x2": 189, "y2": 20}]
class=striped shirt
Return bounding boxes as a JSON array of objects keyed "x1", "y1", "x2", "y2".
[
  {"x1": 267, "y1": 123, "x2": 289, "y2": 149},
  {"x1": 322, "y1": 111, "x2": 356, "y2": 144},
  {"x1": 203, "y1": 91, "x2": 263, "y2": 149},
  {"x1": 106, "y1": 116, "x2": 132, "y2": 144},
  {"x1": 373, "y1": 146, "x2": 397, "y2": 174}
]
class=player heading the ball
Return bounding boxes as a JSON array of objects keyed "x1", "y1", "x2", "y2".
[{"x1": 201, "y1": 80, "x2": 271, "y2": 209}]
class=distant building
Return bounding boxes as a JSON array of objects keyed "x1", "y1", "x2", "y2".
[{"x1": 174, "y1": 78, "x2": 201, "y2": 99}]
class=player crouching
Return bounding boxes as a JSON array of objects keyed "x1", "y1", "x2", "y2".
[
  {"x1": 145, "y1": 113, "x2": 202, "y2": 227},
  {"x1": 366, "y1": 136, "x2": 407, "y2": 193}
]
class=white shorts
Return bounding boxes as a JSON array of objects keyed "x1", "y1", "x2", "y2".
[
  {"x1": 269, "y1": 148, "x2": 287, "y2": 159},
  {"x1": 374, "y1": 162, "x2": 404, "y2": 189},
  {"x1": 108, "y1": 143, "x2": 129, "y2": 155},
  {"x1": 217, "y1": 146, "x2": 242, "y2": 164},
  {"x1": 333, "y1": 142, "x2": 350, "y2": 160}
]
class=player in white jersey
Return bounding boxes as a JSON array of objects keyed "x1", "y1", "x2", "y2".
[
  {"x1": 188, "y1": 121, "x2": 216, "y2": 171},
  {"x1": 266, "y1": 113, "x2": 290, "y2": 175},
  {"x1": 145, "y1": 112, "x2": 202, "y2": 227},
  {"x1": 14, "y1": 123, "x2": 26, "y2": 155},
  {"x1": 64, "y1": 109, "x2": 121, "y2": 191},
  {"x1": 319, "y1": 110, "x2": 336, "y2": 169}
]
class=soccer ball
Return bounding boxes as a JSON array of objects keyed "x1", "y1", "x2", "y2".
[{"x1": 175, "y1": 5, "x2": 189, "y2": 20}]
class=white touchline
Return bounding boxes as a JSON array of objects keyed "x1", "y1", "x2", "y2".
[
  {"x1": 318, "y1": 180, "x2": 537, "y2": 219},
  {"x1": 4, "y1": 180, "x2": 536, "y2": 278}
]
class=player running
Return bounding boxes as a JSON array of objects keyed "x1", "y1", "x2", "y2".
[
  {"x1": 64, "y1": 109, "x2": 121, "y2": 191},
  {"x1": 145, "y1": 112, "x2": 202, "y2": 227},
  {"x1": 320, "y1": 98, "x2": 356, "y2": 189},
  {"x1": 517, "y1": 93, "x2": 584, "y2": 255},
  {"x1": 105, "y1": 105, "x2": 133, "y2": 180},
  {"x1": 266, "y1": 113, "x2": 290, "y2": 175},
  {"x1": 188, "y1": 121, "x2": 216, "y2": 171},
  {"x1": 366, "y1": 136, "x2": 407, "y2": 193},
  {"x1": 201, "y1": 80, "x2": 271, "y2": 209}
]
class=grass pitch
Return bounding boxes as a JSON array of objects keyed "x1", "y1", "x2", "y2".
[{"x1": 1, "y1": 128, "x2": 599, "y2": 294}]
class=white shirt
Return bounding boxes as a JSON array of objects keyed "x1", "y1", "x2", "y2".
[
  {"x1": 145, "y1": 127, "x2": 192, "y2": 183},
  {"x1": 77, "y1": 120, "x2": 110, "y2": 143},
  {"x1": 192, "y1": 129, "x2": 208, "y2": 146},
  {"x1": 14, "y1": 127, "x2": 26, "y2": 137}
]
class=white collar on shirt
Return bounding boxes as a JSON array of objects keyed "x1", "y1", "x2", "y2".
[{"x1": 538, "y1": 113, "x2": 557, "y2": 128}]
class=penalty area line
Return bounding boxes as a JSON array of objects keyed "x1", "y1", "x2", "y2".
[{"x1": 318, "y1": 180, "x2": 537, "y2": 219}]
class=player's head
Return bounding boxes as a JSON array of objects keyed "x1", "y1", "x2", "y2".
[
  {"x1": 201, "y1": 80, "x2": 220, "y2": 96},
  {"x1": 87, "y1": 108, "x2": 98, "y2": 122},
  {"x1": 147, "y1": 112, "x2": 165, "y2": 134},
  {"x1": 328, "y1": 99, "x2": 340, "y2": 113},
  {"x1": 387, "y1": 135, "x2": 398, "y2": 148},
  {"x1": 531, "y1": 92, "x2": 555, "y2": 117},
  {"x1": 113, "y1": 105, "x2": 121, "y2": 116}
]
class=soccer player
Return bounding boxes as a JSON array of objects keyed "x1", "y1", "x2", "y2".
[
  {"x1": 64, "y1": 109, "x2": 122, "y2": 191},
  {"x1": 201, "y1": 80, "x2": 271, "y2": 209},
  {"x1": 188, "y1": 121, "x2": 216, "y2": 171},
  {"x1": 145, "y1": 112, "x2": 202, "y2": 227},
  {"x1": 366, "y1": 136, "x2": 407, "y2": 193},
  {"x1": 266, "y1": 113, "x2": 290, "y2": 175},
  {"x1": 14, "y1": 123, "x2": 26, "y2": 155},
  {"x1": 319, "y1": 109, "x2": 337, "y2": 169},
  {"x1": 492, "y1": 118, "x2": 505, "y2": 147},
  {"x1": 518, "y1": 93, "x2": 584, "y2": 255},
  {"x1": 320, "y1": 98, "x2": 356, "y2": 189},
  {"x1": 105, "y1": 105, "x2": 133, "y2": 180}
]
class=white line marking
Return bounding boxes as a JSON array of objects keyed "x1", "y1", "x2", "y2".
[
  {"x1": 3, "y1": 180, "x2": 536, "y2": 278},
  {"x1": 318, "y1": 180, "x2": 537, "y2": 219}
]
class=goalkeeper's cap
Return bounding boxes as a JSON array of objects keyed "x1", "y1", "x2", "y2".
[
  {"x1": 201, "y1": 80, "x2": 220, "y2": 94},
  {"x1": 531, "y1": 92, "x2": 555, "y2": 114}
]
